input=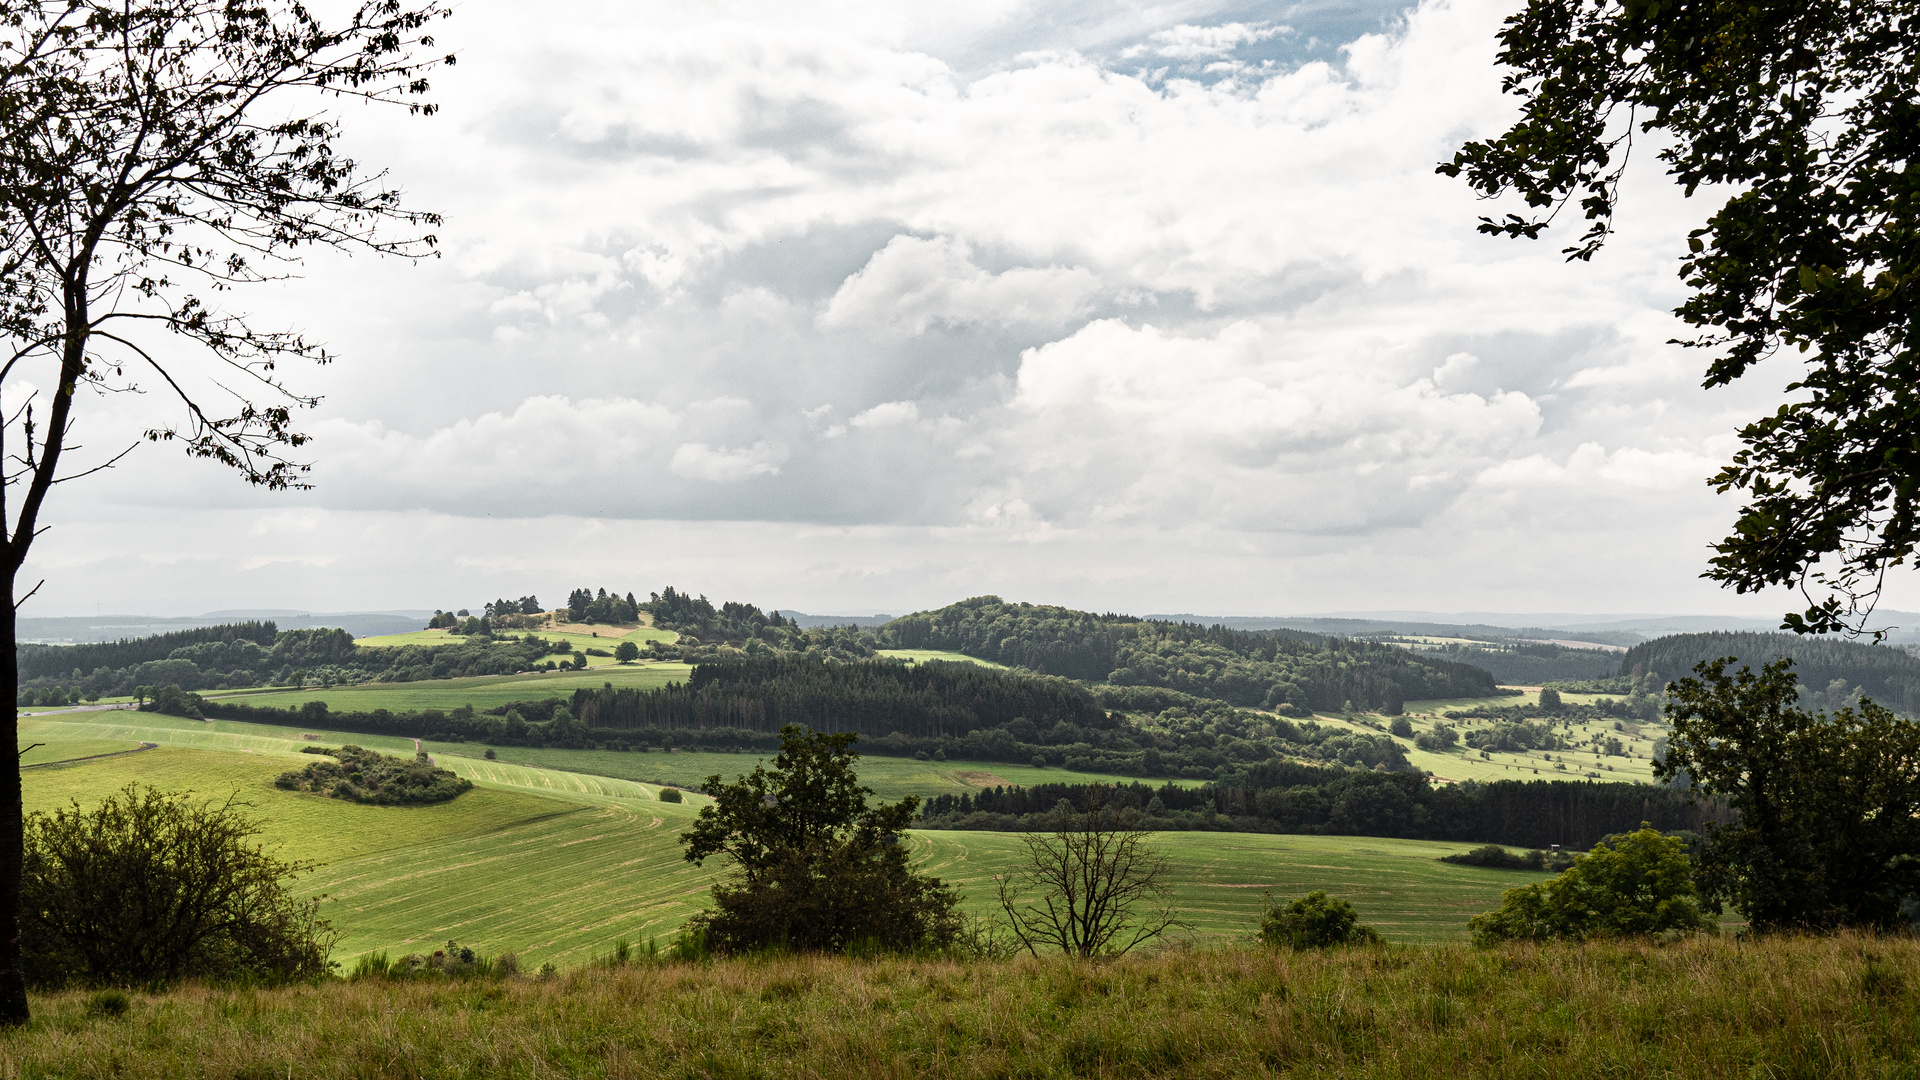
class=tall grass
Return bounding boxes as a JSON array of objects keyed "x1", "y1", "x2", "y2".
[{"x1": 5, "y1": 934, "x2": 1918, "y2": 1077}]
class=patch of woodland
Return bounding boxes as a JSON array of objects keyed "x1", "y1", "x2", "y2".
[{"x1": 275, "y1": 745, "x2": 473, "y2": 806}]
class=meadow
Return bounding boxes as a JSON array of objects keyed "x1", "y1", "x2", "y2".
[
  {"x1": 17, "y1": 710, "x2": 1553, "y2": 968},
  {"x1": 4, "y1": 935, "x2": 1915, "y2": 1078},
  {"x1": 213, "y1": 661, "x2": 695, "y2": 712},
  {"x1": 355, "y1": 622, "x2": 678, "y2": 655}
]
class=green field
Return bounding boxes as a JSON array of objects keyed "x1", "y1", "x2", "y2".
[
  {"x1": 356, "y1": 623, "x2": 678, "y2": 653},
  {"x1": 215, "y1": 661, "x2": 694, "y2": 713},
  {"x1": 874, "y1": 648, "x2": 1007, "y2": 668},
  {"x1": 15, "y1": 709, "x2": 1550, "y2": 966},
  {"x1": 436, "y1": 743, "x2": 1201, "y2": 802}
]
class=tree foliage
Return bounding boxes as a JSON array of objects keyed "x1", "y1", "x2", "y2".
[
  {"x1": 21, "y1": 784, "x2": 335, "y2": 988},
  {"x1": 1259, "y1": 891, "x2": 1380, "y2": 949},
  {"x1": 1621, "y1": 631, "x2": 1920, "y2": 714},
  {"x1": 1442, "y1": 0, "x2": 1920, "y2": 634},
  {"x1": 680, "y1": 726, "x2": 960, "y2": 954},
  {"x1": 1468, "y1": 827, "x2": 1714, "y2": 945},
  {"x1": 884, "y1": 597, "x2": 1497, "y2": 712},
  {"x1": 1661, "y1": 657, "x2": 1920, "y2": 930}
]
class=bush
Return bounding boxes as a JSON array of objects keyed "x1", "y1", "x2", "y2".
[
  {"x1": 1469, "y1": 826, "x2": 1715, "y2": 944},
  {"x1": 658, "y1": 787, "x2": 684, "y2": 803},
  {"x1": 274, "y1": 745, "x2": 473, "y2": 806},
  {"x1": 22, "y1": 784, "x2": 335, "y2": 988},
  {"x1": 1259, "y1": 891, "x2": 1381, "y2": 949},
  {"x1": 1389, "y1": 717, "x2": 1414, "y2": 738},
  {"x1": 1442, "y1": 844, "x2": 1574, "y2": 872}
]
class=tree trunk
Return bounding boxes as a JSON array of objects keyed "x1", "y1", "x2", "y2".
[{"x1": 0, "y1": 568, "x2": 28, "y2": 1022}]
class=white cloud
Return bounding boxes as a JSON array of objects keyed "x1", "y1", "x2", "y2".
[
  {"x1": 819, "y1": 235, "x2": 1100, "y2": 336},
  {"x1": 669, "y1": 441, "x2": 789, "y2": 482},
  {"x1": 849, "y1": 400, "x2": 920, "y2": 428},
  {"x1": 1120, "y1": 22, "x2": 1288, "y2": 60}
]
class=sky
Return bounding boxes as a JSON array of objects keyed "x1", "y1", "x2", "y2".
[{"x1": 14, "y1": 0, "x2": 1883, "y2": 621}]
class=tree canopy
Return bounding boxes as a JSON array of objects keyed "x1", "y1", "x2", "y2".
[
  {"x1": 1443, "y1": 0, "x2": 1920, "y2": 635},
  {"x1": 1662, "y1": 657, "x2": 1920, "y2": 929}
]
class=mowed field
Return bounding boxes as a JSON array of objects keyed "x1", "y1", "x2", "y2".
[
  {"x1": 15, "y1": 710, "x2": 1550, "y2": 966},
  {"x1": 355, "y1": 622, "x2": 678, "y2": 657},
  {"x1": 214, "y1": 661, "x2": 694, "y2": 713}
]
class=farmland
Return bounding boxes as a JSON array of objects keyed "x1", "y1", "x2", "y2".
[
  {"x1": 17, "y1": 709, "x2": 1554, "y2": 967},
  {"x1": 213, "y1": 661, "x2": 694, "y2": 712}
]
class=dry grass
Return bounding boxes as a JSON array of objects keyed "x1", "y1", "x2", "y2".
[{"x1": 4, "y1": 934, "x2": 1919, "y2": 1077}]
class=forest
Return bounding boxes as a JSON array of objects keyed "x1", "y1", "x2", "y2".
[
  {"x1": 1393, "y1": 639, "x2": 1623, "y2": 684},
  {"x1": 143, "y1": 655, "x2": 1415, "y2": 777},
  {"x1": 1616, "y1": 632, "x2": 1920, "y2": 715},
  {"x1": 16, "y1": 623, "x2": 576, "y2": 703},
  {"x1": 879, "y1": 596, "x2": 1497, "y2": 711},
  {"x1": 917, "y1": 769, "x2": 1724, "y2": 849}
]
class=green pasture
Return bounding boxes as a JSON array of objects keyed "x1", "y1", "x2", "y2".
[
  {"x1": 15, "y1": 710, "x2": 1548, "y2": 964},
  {"x1": 874, "y1": 649, "x2": 1007, "y2": 669},
  {"x1": 356, "y1": 624, "x2": 677, "y2": 653},
  {"x1": 1305, "y1": 708, "x2": 1667, "y2": 785},
  {"x1": 216, "y1": 662, "x2": 694, "y2": 713},
  {"x1": 437, "y1": 744, "x2": 1206, "y2": 803}
]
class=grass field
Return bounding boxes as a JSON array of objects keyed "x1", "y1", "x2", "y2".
[
  {"x1": 15, "y1": 709, "x2": 1551, "y2": 966},
  {"x1": 7, "y1": 936, "x2": 1910, "y2": 1079},
  {"x1": 356, "y1": 623, "x2": 678, "y2": 653},
  {"x1": 874, "y1": 649, "x2": 1007, "y2": 668},
  {"x1": 216, "y1": 662, "x2": 695, "y2": 713}
]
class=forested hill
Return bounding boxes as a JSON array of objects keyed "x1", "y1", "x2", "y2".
[
  {"x1": 879, "y1": 597, "x2": 1498, "y2": 713},
  {"x1": 1621, "y1": 631, "x2": 1920, "y2": 714},
  {"x1": 17, "y1": 621, "x2": 276, "y2": 681}
]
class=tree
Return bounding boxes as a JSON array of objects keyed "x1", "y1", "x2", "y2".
[
  {"x1": 1259, "y1": 891, "x2": 1380, "y2": 949},
  {"x1": 0, "y1": 0, "x2": 448, "y2": 1022},
  {"x1": 1469, "y1": 826, "x2": 1714, "y2": 945},
  {"x1": 995, "y1": 791, "x2": 1187, "y2": 957},
  {"x1": 1442, "y1": 0, "x2": 1920, "y2": 636},
  {"x1": 22, "y1": 784, "x2": 335, "y2": 987},
  {"x1": 614, "y1": 640, "x2": 640, "y2": 664},
  {"x1": 1660, "y1": 657, "x2": 1920, "y2": 930},
  {"x1": 1538, "y1": 687, "x2": 1563, "y2": 711},
  {"x1": 680, "y1": 725, "x2": 961, "y2": 953}
]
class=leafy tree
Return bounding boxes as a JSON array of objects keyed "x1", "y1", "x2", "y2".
[
  {"x1": 1388, "y1": 716, "x2": 1414, "y2": 738},
  {"x1": 995, "y1": 790, "x2": 1187, "y2": 957},
  {"x1": 1661, "y1": 657, "x2": 1920, "y2": 930},
  {"x1": 1259, "y1": 891, "x2": 1380, "y2": 949},
  {"x1": 22, "y1": 784, "x2": 335, "y2": 988},
  {"x1": 0, "y1": 0, "x2": 447, "y2": 1019},
  {"x1": 1469, "y1": 826, "x2": 1714, "y2": 945},
  {"x1": 680, "y1": 725, "x2": 960, "y2": 953},
  {"x1": 614, "y1": 640, "x2": 640, "y2": 664},
  {"x1": 1538, "y1": 687, "x2": 1562, "y2": 711},
  {"x1": 1442, "y1": 0, "x2": 1920, "y2": 635}
]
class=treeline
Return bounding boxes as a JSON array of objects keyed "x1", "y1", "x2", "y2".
[
  {"x1": 879, "y1": 596, "x2": 1498, "y2": 712},
  {"x1": 20, "y1": 623, "x2": 581, "y2": 702},
  {"x1": 919, "y1": 768, "x2": 1727, "y2": 849},
  {"x1": 1619, "y1": 631, "x2": 1920, "y2": 715},
  {"x1": 564, "y1": 657, "x2": 1415, "y2": 775},
  {"x1": 1395, "y1": 640, "x2": 1622, "y2": 685},
  {"x1": 18, "y1": 621, "x2": 276, "y2": 681}
]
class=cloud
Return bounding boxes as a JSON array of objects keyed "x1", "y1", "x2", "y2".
[
  {"x1": 819, "y1": 235, "x2": 1100, "y2": 335},
  {"x1": 849, "y1": 400, "x2": 920, "y2": 428},
  {"x1": 1120, "y1": 22, "x2": 1288, "y2": 60},
  {"x1": 670, "y1": 441, "x2": 790, "y2": 481}
]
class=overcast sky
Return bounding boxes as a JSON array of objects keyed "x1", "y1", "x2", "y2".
[{"x1": 16, "y1": 0, "x2": 1877, "y2": 621}]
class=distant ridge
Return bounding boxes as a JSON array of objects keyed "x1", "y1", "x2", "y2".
[
  {"x1": 17, "y1": 610, "x2": 431, "y2": 643},
  {"x1": 775, "y1": 610, "x2": 895, "y2": 629}
]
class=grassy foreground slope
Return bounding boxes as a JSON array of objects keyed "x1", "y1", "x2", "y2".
[{"x1": 5, "y1": 936, "x2": 1913, "y2": 1079}]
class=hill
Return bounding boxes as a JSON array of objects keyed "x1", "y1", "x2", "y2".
[
  {"x1": 1620, "y1": 631, "x2": 1920, "y2": 713},
  {"x1": 880, "y1": 596, "x2": 1499, "y2": 712}
]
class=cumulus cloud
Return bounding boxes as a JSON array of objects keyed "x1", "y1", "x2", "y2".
[
  {"x1": 1120, "y1": 22, "x2": 1288, "y2": 60},
  {"x1": 670, "y1": 441, "x2": 790, "y2": 482},
  {"x1": 819, "y1": 235, "x2": 1100, "y2": 335}
]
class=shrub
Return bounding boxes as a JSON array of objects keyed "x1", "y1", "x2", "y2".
[
  {"x1": 1469, "y1": 826, "x2": 1715, "y2": 945},
  {"x1": 658, "y1": 787, "x2": 684, "y2": 803},
  {"x1": 1388, "y1": 717, "x2": 1414, "y2": 738},
  {"x1": 275, "y1": 745, "x2": 473, "y2": 805},
  {"x1": 1442, "y1": 844, "x2": 1575, "y2": 872},
  {"x1": 1259, "y1": 891, "x2": 1381, "y2": 949},
  {"x1": 22, "y1": 784, "x2": 335, "y2": 988}
]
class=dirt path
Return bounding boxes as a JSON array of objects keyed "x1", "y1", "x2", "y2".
[{"x1": 21, "y1": 741, "x2": 158, "y2": 770}]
